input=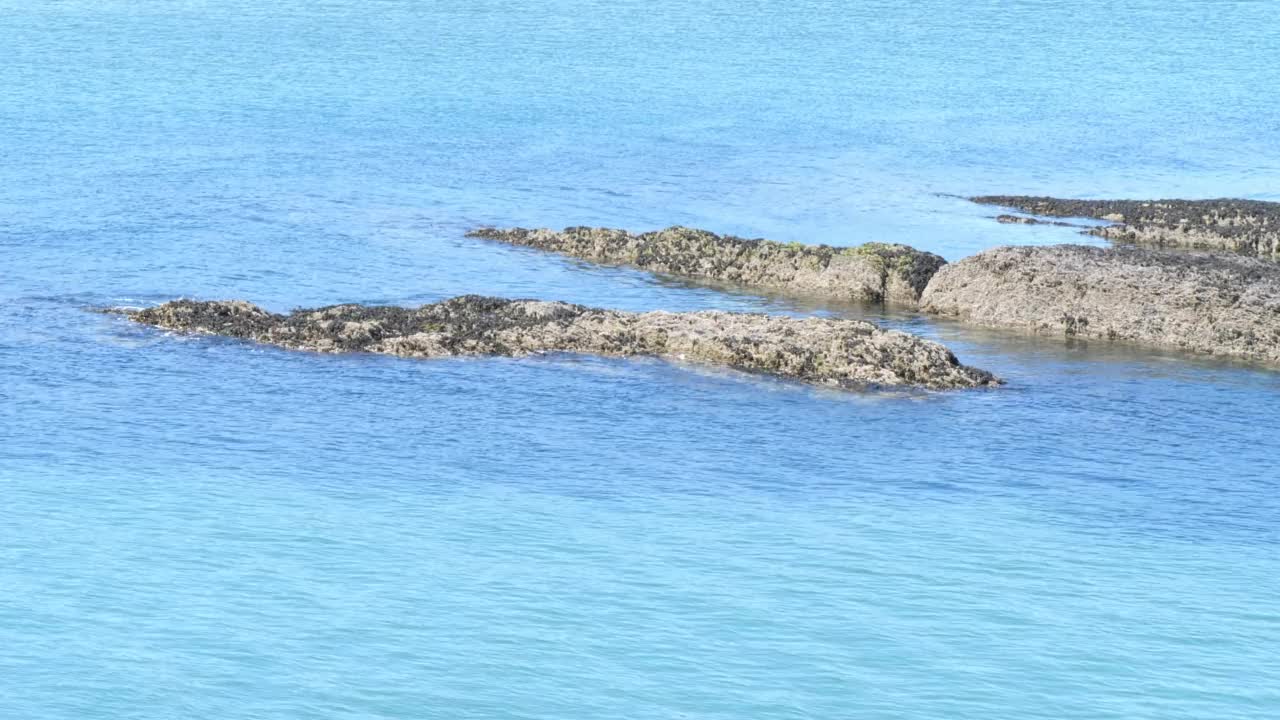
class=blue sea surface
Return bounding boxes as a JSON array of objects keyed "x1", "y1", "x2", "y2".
[{"x1": 3, "y1": 1, "x2": 1280, "y2": 718}]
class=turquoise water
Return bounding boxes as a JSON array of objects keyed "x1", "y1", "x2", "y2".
[{"x1": 3, "y1": 1, "x2": 1280, "y2": 717}]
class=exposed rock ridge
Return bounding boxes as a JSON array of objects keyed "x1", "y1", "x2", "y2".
[
  {"x1": 972, "y1": 195, "x2": 1280, "y2": 256},
  {"x1": 122, "y1": 296, "x2": 1001, "y2": 390},
  {"x1": 466, "y1": 226, "x2": 946, "y2": 305},
  {"x1": 920, "y1": 244, "x2": 1280, "y2": 365}
]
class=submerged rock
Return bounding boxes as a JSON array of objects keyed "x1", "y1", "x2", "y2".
[
  {"x1": 466, "y1": 226, "x2": 947, "y2": 305},
  {"x1": 121, "y1": 296, "x2": 1001, "y2": 390},
  {"x1": 993, "y1": 214, "x2": 1085, "y2": 228},
  {"x1": 920, "y1": 244, "x2": 1280, "y2": 364},
  {"x1": 973, "y1": 195, "x2": 1280, "y2": 256}
]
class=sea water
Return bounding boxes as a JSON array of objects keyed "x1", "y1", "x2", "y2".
[{"x1": 2, "y1": 1, "x2": 1279, "y2": 717}]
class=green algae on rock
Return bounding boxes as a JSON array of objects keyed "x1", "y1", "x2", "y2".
[
  {"x1": 972, "y1": 195, "x2": 1280, "y2": 256},
  {"x1": 920, "y1": 244, "x2": 1280, "y2": 365},
  {"x1": 466, "y1": 226, "x2": 947, "y2": 305},
  {"x1": 122, "y1": 296, "x2": 1001, "y2": 391}
]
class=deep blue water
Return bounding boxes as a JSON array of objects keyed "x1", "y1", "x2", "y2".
[{"x1": 3, "y1": 1, "x2": 1280, "y2": 717}]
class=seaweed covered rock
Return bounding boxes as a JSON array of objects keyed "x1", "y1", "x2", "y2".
[
  {"x1": 466, "y1": 226, "x2": 946, "y2": 305},
  {"x1": 973, "y1": 195, "x2": 1280, "y2": 256},
  {"x1": 921, "y1": 244, "x2": 1280, "y2": 364},
  {"x1": 122, "y1": 296, "x2": 1001, "y2": 390}
]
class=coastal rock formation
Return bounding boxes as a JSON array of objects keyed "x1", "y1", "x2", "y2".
[
  {"x1": 993, "y1": 214, "x2": 1083, "y2": 228},
  {"x1": 121, "y1": 296, "x2": 1001, "y2": 390},
  {"x1": 466, "y1": 226, "x2": 947, "y2": 305},
  {"x1": 973, "y1": 195, "x2": 1280, "y2": 256},
  {"x1": 920, "y1": 244, "x2": 1280, "y2": 364}
]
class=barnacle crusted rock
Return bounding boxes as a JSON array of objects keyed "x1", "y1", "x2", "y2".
[
  {"x1": 123, "y1": 296, "x2": 1001, "y2": 390},
  {"x1": 467, "y1": 226, "x2": 947, "y2": 305},
  {"x1": 921, "y1": 244, "x2": 1280, "y2": 364},
  {"x1": 972, "y1": 195, "x2": 1280, "y2": 256}
]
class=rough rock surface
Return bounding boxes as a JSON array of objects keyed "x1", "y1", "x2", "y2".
[
  {"x1": 973, "y1": 195, "x2": 1280, "y2": 256},
  {"x1": 467, "y1": 226, "x2": 947, "y2": 305},
  {"x1": 120, "y1": 296, "x2": 1000, "y2": 390},
  {"x1": 921, "y1": 244, "x2": 1280, "y2": 364}
]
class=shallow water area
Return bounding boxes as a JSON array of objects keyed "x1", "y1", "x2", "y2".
[{"x1": 4, "y1": 1, "x2": 1280, "y2": 718}]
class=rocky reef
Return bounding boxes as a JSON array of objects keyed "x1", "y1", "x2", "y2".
[
  {"x1": 920, "y1": 244, "x2": 1280, "y2": 365},
  {"x1": 466, "y1": 226, "x2": 947, "y2": 305},
  {"x1": 120, "y1": 296, "x2": 1001, "y2": 390},
  {"x1": 993, "y1": 214, "x2": 1083, "y2": 228},
  {"x1": 973, "y1": 195, "x2": 1280, "y2": 256}
]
